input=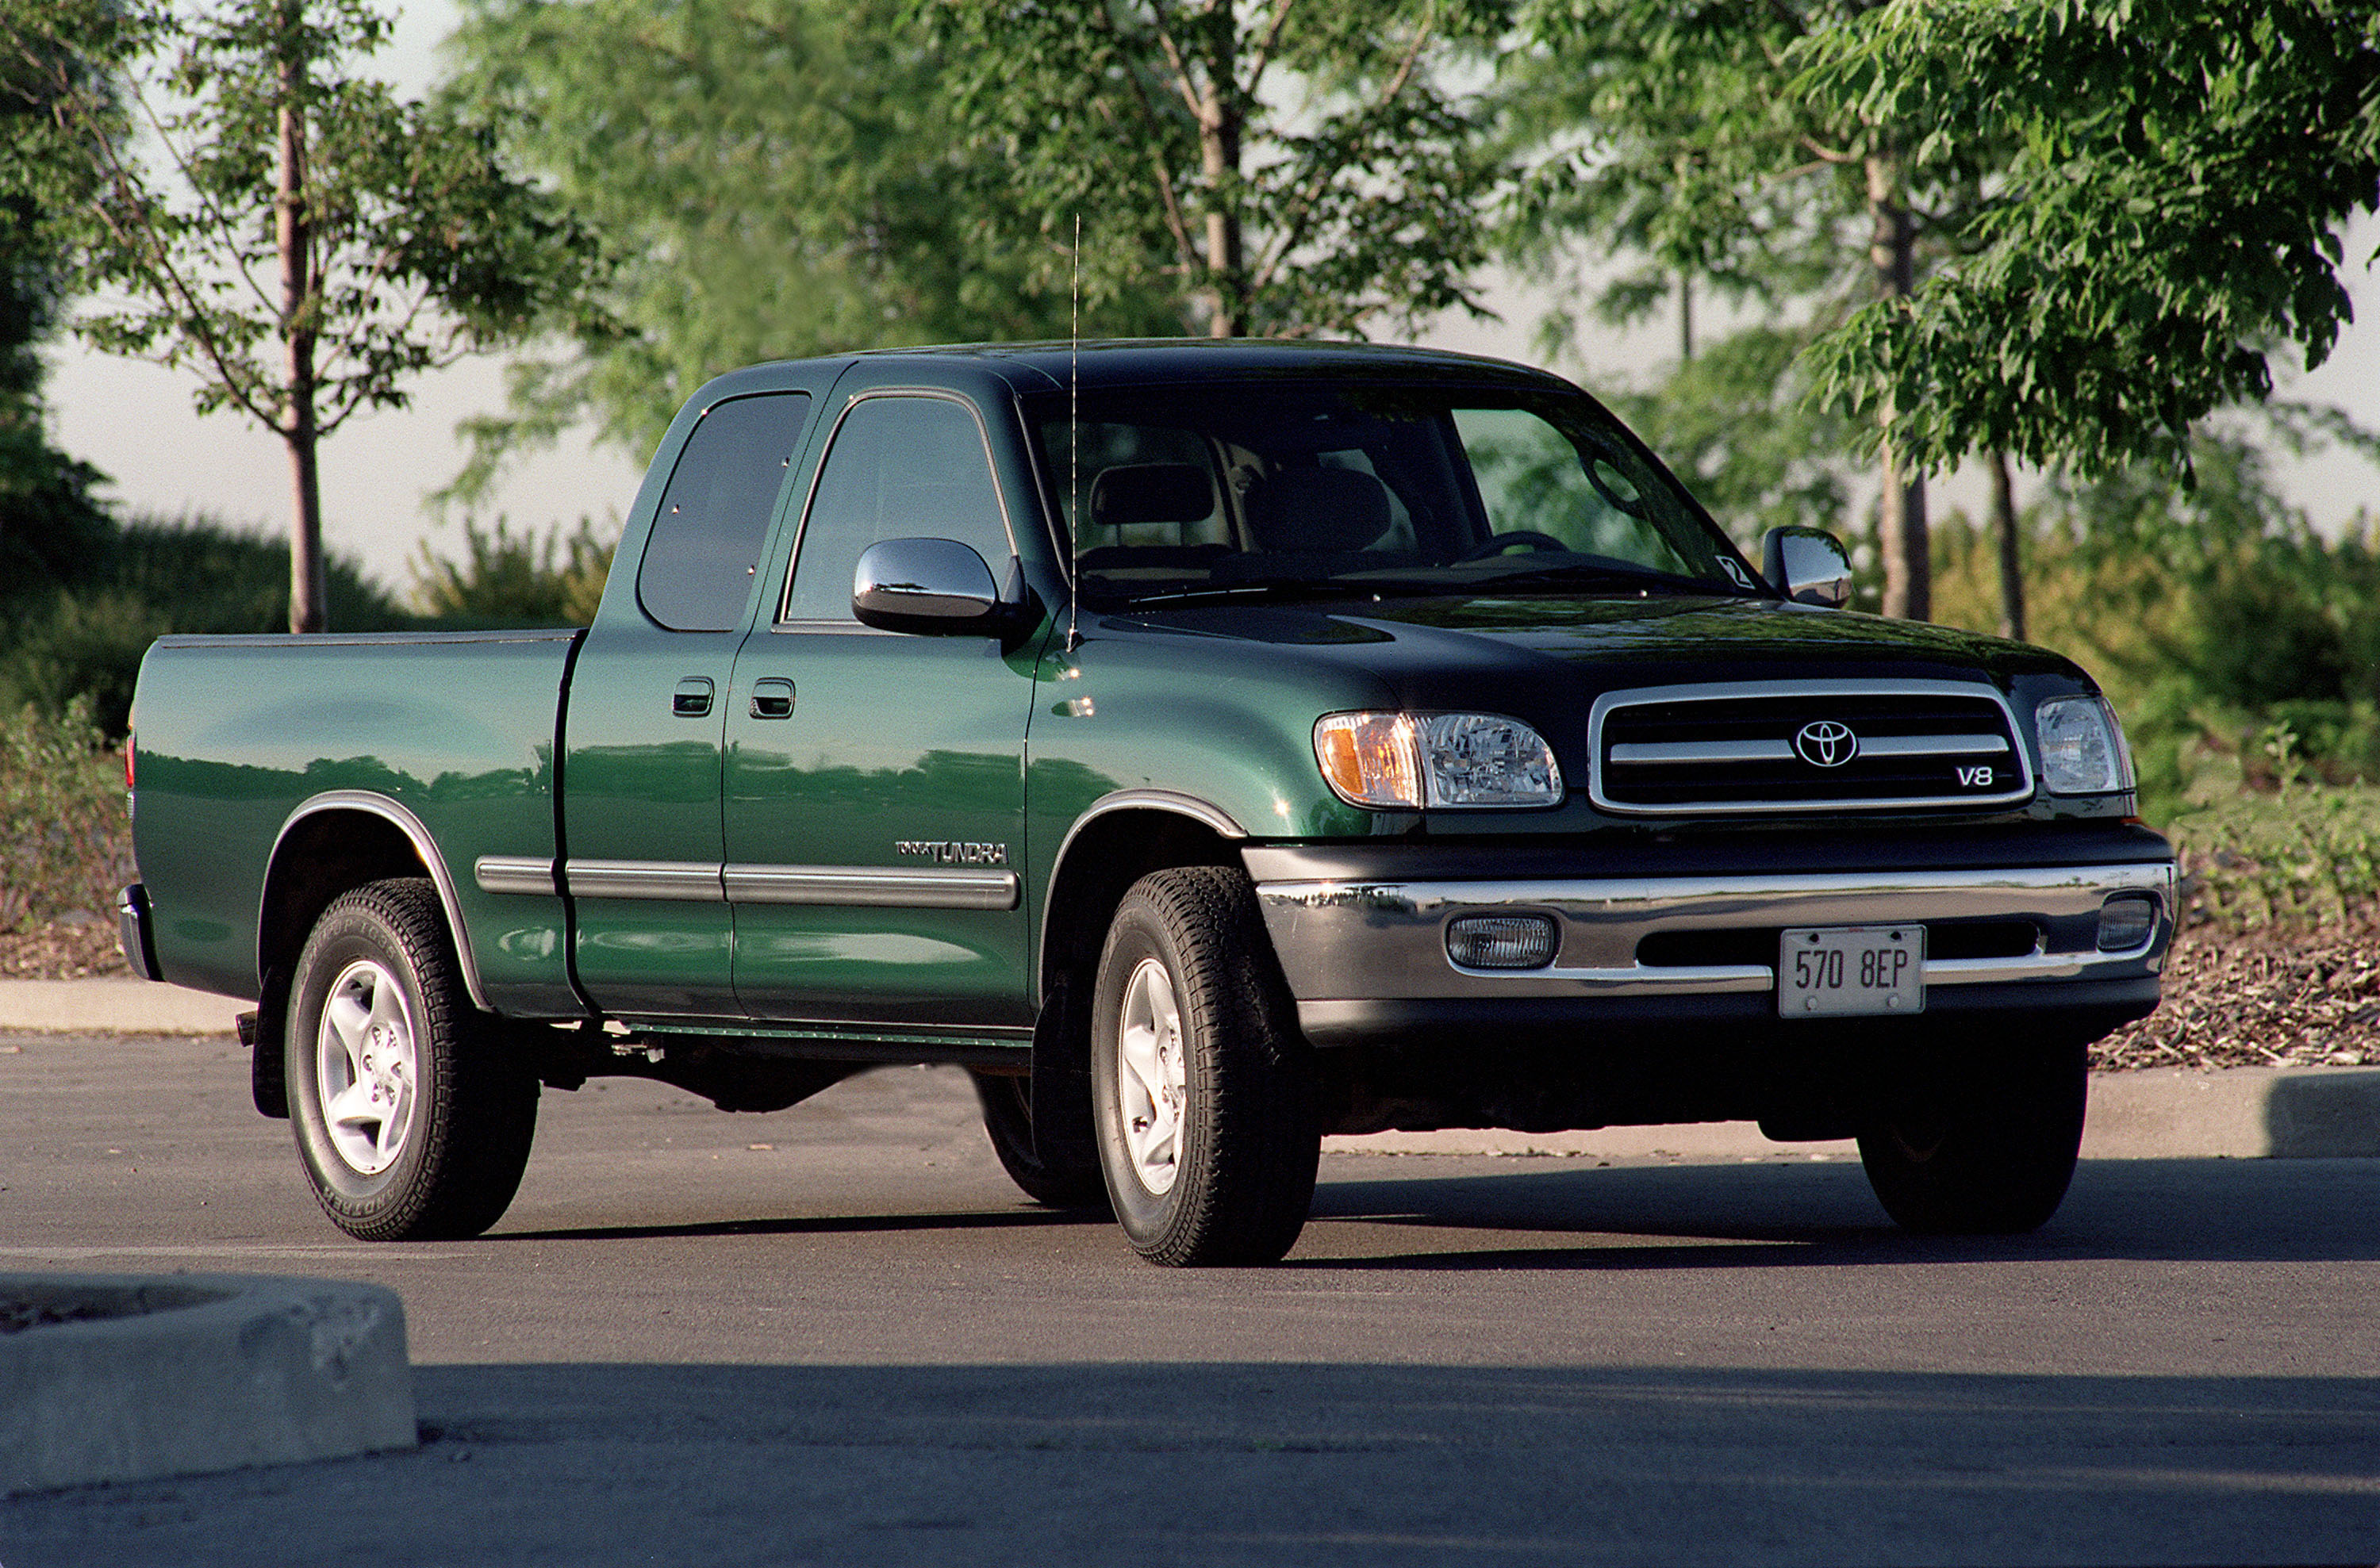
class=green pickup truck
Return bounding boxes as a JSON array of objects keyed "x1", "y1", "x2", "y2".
[{"x1": 121, "y1": 339, "x2": 2173, "y2": 1265}]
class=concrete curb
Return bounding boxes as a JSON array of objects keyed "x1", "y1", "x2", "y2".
[
  {"x1": 0, "y1": 977, "x2": 245, "y2": 1035},
  {"x1": 1323, "y1": 1064, "x2": 2380, "y2": 1162},
  {"x1": 0, "y1": 1273, "x2": 416, "y2": 1497}
]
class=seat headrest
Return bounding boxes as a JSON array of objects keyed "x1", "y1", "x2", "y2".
[
  {"x1": 1088, "y1": 463, "x2": 1215, "y2": 531},
  {"x1": 1245, "y1": 466, "x2": 1392, "y2": 553}
]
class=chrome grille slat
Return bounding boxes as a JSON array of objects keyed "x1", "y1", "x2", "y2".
[{"x1": 1587, "y1": 679, "x2": 2036, "y2": 815}]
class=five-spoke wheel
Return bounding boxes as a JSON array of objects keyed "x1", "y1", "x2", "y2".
[
  {"x1": 287, "y1": 879, "x2": 539, "y2": 1241},
  {"x1": 314, "y1": 958, "x2": 420, "y2": 1175},
  {"x1": 1091, "y1": 867, "x2": 1317, "y2": 1266}
]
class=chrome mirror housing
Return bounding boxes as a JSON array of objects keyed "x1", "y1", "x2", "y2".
[
  {"x1": 851, "y1": 538, "x2": 1004, "y2": 634},
  {"x1": 1760, "y1": 527, "x2": 1854, "y2": 609}
]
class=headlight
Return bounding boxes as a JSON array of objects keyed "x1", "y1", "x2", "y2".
[
  {"x1": 1314, "y1": 711, "x2": 1563, "y2": 809},
  {"x1": 2035, "y1": 696, "x2": 2134, "y2": 795}
]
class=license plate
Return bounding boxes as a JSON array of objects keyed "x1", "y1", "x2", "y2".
[{"x1": 1779, "y1": 925, "x2": 1925, "y2": 1018}]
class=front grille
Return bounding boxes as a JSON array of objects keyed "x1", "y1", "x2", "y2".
[{"x1": 1589, "y1": 680, "x2": 2034, "y2": 815}]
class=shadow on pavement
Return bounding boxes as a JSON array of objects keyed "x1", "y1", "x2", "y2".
[
  {"x1": 9, "y1": 1359, "x2": 2374, "y2": 1567},
  {"x1": 1303, "y1": 1154, "x2": 2380, "y2": 1267}
]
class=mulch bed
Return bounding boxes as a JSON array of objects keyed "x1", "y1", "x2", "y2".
[
  {"x1": 4, "y1": 912, "x2": 2373, "y2": 1073},
  {"x1": 2092, "y1": 910, "x2": 2380, "y2": 1073},
  {"x1": 0, "y1": 918, "x2": 127, "y2": 980}
]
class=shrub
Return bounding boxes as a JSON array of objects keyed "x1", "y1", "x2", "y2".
[
  {"x1": 409, "y1": 515, "x2": 614, "y2": 626},
  {"x1": 2167, "y1": 779, "x2": 2380, "y2": 931},
  {"x1": 0, "y1": 698, "x2": 131, "y2": 932},
  {"x1": 0, "y1": 512, "x2": 414, "y2": 736}
]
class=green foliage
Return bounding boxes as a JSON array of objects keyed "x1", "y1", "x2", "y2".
[
  {"x1": 1796, "y1": 0, "x2": 2380, "y2": 477},
  {"x1": 1599, "y1": 325, "x2": 1858, "y2": 553},
  {"x1": 915, "y1": 0, "x2": 1511, "y2": 339},
  {"x1": 1507, "y1": 0, "x2": 1949, "y2": 323},
  {"x1": 0, "y1": 2, "x2": 113, "y2": 592},
  {"x1": 0, "y1": 696, "x2": 130, "y2": 930},
  {"x1": 2165, "y1": 769, "x2": 2380, "y2": 931},
  {"x1": 0, "y1": 0, "x2": 613, "y2": 434},
  {"x1": 0, "y1": 511, "x2": 410, "y2": 734},
  {"x1": 440, "y1": 0, "x2": 1170, "y2": 484},
  {"x1": 409, "y1": 516, "x2": 613, "y2": 627},
  {"x1": 0, "y1": 0, "x2": 615, "y2": 628}
]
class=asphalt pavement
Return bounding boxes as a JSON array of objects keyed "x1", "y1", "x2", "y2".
[{"x1": 3, "y1": 1028, "x2": 2378, "y2": 1566}]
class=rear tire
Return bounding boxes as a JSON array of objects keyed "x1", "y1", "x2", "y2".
[
  {"x1": 1857, "y1": 1033, "x2": 2087, "y2": 1235},
  {"x1": 286, "y1": 879, "x2": 539, "y2": 1241},
  {"x1": 1091, "y1": 867, "x2": 1317, "y2": 1266},
  {"x1": 970, "y1": 1070, "x2": 1109, "y2": 1210}
]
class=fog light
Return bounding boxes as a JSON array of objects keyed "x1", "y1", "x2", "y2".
[
  {"x1": 2096, "y1": 895, "x2": 2156, "y2": 952},
  {"x1": 1446, "y1": 914, "x2": 1559, "y2": 970}
]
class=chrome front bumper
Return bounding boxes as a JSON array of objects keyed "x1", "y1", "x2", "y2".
[{"x1": 1251, "y1": 861, "x2": 2174, "y2": 1006}]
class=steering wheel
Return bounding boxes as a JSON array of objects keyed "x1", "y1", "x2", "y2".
[{"x1": 1456, "y1": 530, "x2": 1568, "y2": 562}]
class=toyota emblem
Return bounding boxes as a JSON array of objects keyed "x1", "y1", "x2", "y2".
[{"x1": 1793, "y1": 719, "x2": 1858, "y2": 768}]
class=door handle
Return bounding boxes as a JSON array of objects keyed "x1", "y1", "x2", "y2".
[
  {"x1": 748, "y1": 678, "x2": 795, "y2": 719},
  {"x1": 672, "y1": 677, "x2": 714, "y2": 718}
]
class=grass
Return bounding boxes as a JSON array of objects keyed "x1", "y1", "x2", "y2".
[{"x1": 2163, "y1": 780, "x2": 2380, "y2": 931}]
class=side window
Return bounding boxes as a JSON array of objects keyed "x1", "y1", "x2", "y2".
[
  {"x1": 783, "y1": 395, "x2": 1013, "y2": 623},
  {"x1": 637, "y1": 392, "x2": 811, "y2": 631}
]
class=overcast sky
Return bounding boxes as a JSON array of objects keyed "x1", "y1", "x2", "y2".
[{"x1": 37, "y1": 3, "x2": 2380, "y2": 594}]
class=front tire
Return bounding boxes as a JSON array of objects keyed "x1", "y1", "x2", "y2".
[
  {"x1": 1857, "y1": 1033, "x2": 2087, "y2": 1235},
  {"x1": 286, "y1": 879, "x2": 539, "y2": 1241},
  {"x1": 1091, "y1": 868, "x2": 1317, "y2": 1266}
]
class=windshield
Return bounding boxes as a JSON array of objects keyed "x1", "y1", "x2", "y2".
[{"x1": 1028, "y1": 382, "x2": 1758, "y2": 606}]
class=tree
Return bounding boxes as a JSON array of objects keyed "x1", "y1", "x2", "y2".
[
  {"x1": 0, "y1": 0, "x2": 610, "y2": 632},
  {"x1": 1795, "y1": 0, "x2": 2380, "y2": 481},
  {"x1": 439, "y1": 0, "x2": 1169, "y2": 482},
  {"x1": 1508, "y1": 0, "x2": 1998, "y2": 620},
  {"x1": 0, "y1": 17, "x2": 111, "y2": 594},
  {"x1": 913, "y1": 0, "x2": 1513, "y2": 340}
]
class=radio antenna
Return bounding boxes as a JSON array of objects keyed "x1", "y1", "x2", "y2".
[{"x1": 1067, "y1": 210, "x2": 1082, "y2": 652}]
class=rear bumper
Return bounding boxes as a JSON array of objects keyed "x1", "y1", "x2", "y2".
[
  {"x1": 117, "y1": 883, "x2": 163, "y2": 983},
  {"x1": 1248, "y1": 857, "x2": 2173, "y2": 1047}
]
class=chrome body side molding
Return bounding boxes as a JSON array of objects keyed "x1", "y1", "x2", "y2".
[
  {"x1": 724, "y1": 863, "x2": 1020, "y2": 911},
  {"x1": 564, "y1": 860, "x2": 727, "y2": 902},
  {"x1": 474, "y1": 856, "x2": 558, "y2": 896},
  {"x1": 557, "y1": 858, "x2": 1020, "y2": 910}
]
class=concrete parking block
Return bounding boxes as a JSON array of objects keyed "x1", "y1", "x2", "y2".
[{"x1": 0, "y1": 1273, "x2": 416, "y2": 1496}]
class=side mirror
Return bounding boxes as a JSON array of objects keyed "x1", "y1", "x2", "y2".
[
  {"x1": 1760, "y1": 527, "x2": 1854, "y2": 609},
  {"x1": 852, "y1": 537, "x2": 1009, "y2": 635}
]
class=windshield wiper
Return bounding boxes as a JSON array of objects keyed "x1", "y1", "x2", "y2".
[
  {"x1": 1472, "y1": 561, "x2": 1736, "y2": 596},
  {"x1": 1110, "y1": 578, "x2": 1430, "y2": 608}
]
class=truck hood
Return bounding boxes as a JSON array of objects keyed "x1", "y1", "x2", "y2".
[{"x1": 1117, "y1": 592, "x2": 2086, "y2": 704}]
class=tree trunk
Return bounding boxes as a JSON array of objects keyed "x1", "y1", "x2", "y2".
[
  {"x1": 1679, "y1": 271, "x2": 1694, "y2": 363},
  {"x1": 276, "y1": 0, "x2": 327, "y2": 634},
  {"x1": 1989, "y1": 448, "x2": 2025, "y2": 642},
  {"x1": 1866, "y1": 154, "x2": 1928, "y2": 622},
  {"x1": 1195, "y1": 25, "x2": 1243, "y2": 338}
]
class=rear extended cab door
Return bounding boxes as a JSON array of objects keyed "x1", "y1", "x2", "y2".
[{"x1": 561, "y1": 366, "x2": 832, "y2": 1021}]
